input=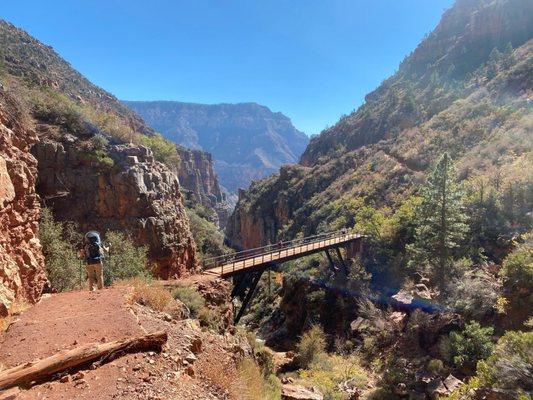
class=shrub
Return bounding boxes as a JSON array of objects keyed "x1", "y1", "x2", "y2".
[
  {"x1": 31, "y1": 90, "x2": 86, "y2": 135},
  {"x1": 197, "y1": 306, "x2": 222, "y2": 331},
  {"x1": 104, "y1": 231, "x2": 148, "y2": 286},
  {"x1": 446, "y1": 321, "x2": 494, "y2": 370},
  {"x1": 500, "y1": 234, "x2": 533, "y2": 297},
  {"x1": 129, "y1": 278, "x2": 172, "y2": 312},
  {"x1": 427, "y1": 358, "x2": 445, "y2": 375},
  {"x1": 477, "y1": 330, "x2": 533, "y2": 392},
  {"x1": 139, "y1": 133, "x2": 180, "y2": 167},
  {"x1": 237, "y1": 357, "x2": 281, "y2": 400},
  {"x1": 172, "y1": 286, "x2": 206, "y2": 316},
  {"x1": 297, "y1": 325, "x2": 327, "y2": 369},
  {"x1": 298, "y1": 354, "x2": 368, "y2": 400},
  {"x1": 446, "y1": 268, "x2": 501, "y2": 320},
  {"x1": 39, "y1": 208, "x2": 81, "y2": 291}
]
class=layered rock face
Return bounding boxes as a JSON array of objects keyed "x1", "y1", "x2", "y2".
[
  {"x1": 0, "y1": 91, "x2": 46, "y2": 315},
  {"x1": 33, "y1": 137, "x2": 197, "y2": 279},
  {"x1": 175, "y1": 146, "x2": 231, "y2": 227},
  {"x1": 124, "y1": 101, "x2": 309, "y2": 194}
]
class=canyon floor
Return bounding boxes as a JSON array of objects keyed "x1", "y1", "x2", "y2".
[{"x1": 0, "y1": 285, "x2": 245, "y2": 400}]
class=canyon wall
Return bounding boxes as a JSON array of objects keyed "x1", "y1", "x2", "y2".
[
  {"x1": 175, "y1": 146, "x2": 230, "y2": 227},
  {"x1": 0, "y1": 91, "x2": 46, "y2": 315},
  {"x1": 33, "y1": 136, "x2": 197, "y2": 279}
]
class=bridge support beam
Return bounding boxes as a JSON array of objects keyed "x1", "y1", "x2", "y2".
[
  {"x1": 324, "y1": 249, "x2": 337, "y2": 271},
  {"x1": 335, "y1": 247, "x2": 348, "y2": 276},
  {"x1": 234, "y1": 270, "x2": 264, "y2": 324}
]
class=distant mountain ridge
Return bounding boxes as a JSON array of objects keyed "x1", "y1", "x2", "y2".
[{"x1": 124, "y1": 100, "x2": 309, "y2": 193}]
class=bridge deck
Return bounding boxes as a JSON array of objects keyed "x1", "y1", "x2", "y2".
[{"x1": 203, "y1": 233, "x2": 362, "y2": 278}]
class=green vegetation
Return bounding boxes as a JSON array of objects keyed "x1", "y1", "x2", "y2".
[
  {"x1": 172, "y1": 286, "x2": 205, "y2": 315},
  {"x1": 140, "y1": 133, "x2": 181, "y2": 167},
  {"x1": 442, "y1": 321, "x2": 494, "y2": 371},
  {"x1": 186, "y1": 206, "x2": 229, "y2": 261},
  {"x1": 172, "y1": 285, "x2": 222, "y2": 331},
  {"x1": 39, "y1": 208, "x2": 80, "y2": 292},
  {"x1": 104, "y1": 231, "x2": 149, "y2": 286},
  {"x1": 296, "y1": 325, "x2": 327, "y2": 369},
  {"x1": 477, "y1": 330, "x2": 532, "y2": 392},
  {"x1": 408, "y1": 153, "x2": 469, "y2": 283}
]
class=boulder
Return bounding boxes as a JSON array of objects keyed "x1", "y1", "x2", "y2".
[
  {"x1": 281, "y1": 384, "x2": 323, "y2": 400},
  {"x1": 443, "y1": 374, "x2": 462, "y2": 392}
]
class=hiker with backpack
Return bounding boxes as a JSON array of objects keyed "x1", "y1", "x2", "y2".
[{"x1": 80, "y1": 231, "x2": 109, "y2": 291}]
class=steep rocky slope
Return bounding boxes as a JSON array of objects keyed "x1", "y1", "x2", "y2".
[
  {"x1": 0, "y1": 20, "x2": 198, "y2": 280},
  {"x1": 124, "y1": 101, "x2": 309, "y2": 194},
  {"x1": 175, "y1": 145, "x2": 230, "y2": 227},
  {"x1": 0, "y1": 91, "x2": 46, "y2": 316},
  {"x1": 227, "y1": 0, "x2": 533, "y2": 249}
]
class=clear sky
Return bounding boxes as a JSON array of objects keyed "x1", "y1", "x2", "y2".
[{"x1": 2, "y1": 0, "x2": 453, "y2": 136}]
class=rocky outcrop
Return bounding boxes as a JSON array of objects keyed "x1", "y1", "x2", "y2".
[
  {"x1": 0, "y1": 91, "x2": 46, "y2": 315},
  {"x1": 32, "y1": 136, "x2": 198, "y2": 279},
  {"x1": 175, "y1": 146, "x2": 231, "y2": 227}
]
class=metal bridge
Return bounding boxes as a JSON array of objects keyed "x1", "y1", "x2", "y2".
[
  {"x1": 201, "y1": 231, "x2": 364, "y2": 323},
  {"x1": 202, "y1": 231, "x2": 363, "y2": 277}
]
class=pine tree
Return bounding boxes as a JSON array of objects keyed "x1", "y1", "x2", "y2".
[{"x1": 408, "y1": 153, "x2": 469, "y2": 281}]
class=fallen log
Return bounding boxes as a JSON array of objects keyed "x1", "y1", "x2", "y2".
[{"x1": 0, "y1": 330, "x2": 167, "y2": 391}]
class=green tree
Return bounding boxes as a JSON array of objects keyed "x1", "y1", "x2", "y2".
[
  {"x1": 139, "y1": 133, "x2": 181, "y2": 167},
  {"x1": 408, "y1": 153, "x2": 468, "y2": 281},
  {"x1": 446, "y1": 321, "x2": 494, "y2": 371}
]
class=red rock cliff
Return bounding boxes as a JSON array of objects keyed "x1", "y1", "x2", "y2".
[{"x1": 0, "y1": 91, "x2": 46, "y2": 315}]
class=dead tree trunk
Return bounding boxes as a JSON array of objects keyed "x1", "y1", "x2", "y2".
[{"x1": 0, "y1": 330, "x2": 167, "y2": 391}]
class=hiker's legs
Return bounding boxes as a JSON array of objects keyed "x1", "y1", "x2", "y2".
[
  {"x1": 94, "y1": 262, "x2": 104, "y2": 290},
  {"x1": 85, "y1": 264, "x2": 96, "y2": 291}
]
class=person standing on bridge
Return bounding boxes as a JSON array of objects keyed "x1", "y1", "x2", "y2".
[{"x1": 79, "y1": 231, "x2": 109, "y2": 291}]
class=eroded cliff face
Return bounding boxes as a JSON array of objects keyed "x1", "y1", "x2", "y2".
[
  {"x1": 175, "y1": 146, "x2": 231, "y2": 228},
  {"x1": 0, "y1": 91, "x2": 46, "y2": 315},
  {"x1": 33, "y1": 135, "x2": 197, "y2": 279}
]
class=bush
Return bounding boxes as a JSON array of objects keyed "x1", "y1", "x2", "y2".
[
  {"x1": 297, "y1": 325, "x2": 327, "y2": 369},
  {"x1": 39, "y1": 208, "x2": 81, "y2": 291},
  {"x1": 445, "y1": 321, "x2": 494, "y2": 371},
  {"x1": 477, "y1": 330, "x2": 533, "y2": 392},
  {"x1": 172, "y1": 286, "x2": 206, "y2": 316},
  {"x1": 446, "y1": 268, "x2": 501, "y2": 320},
  {"x1": 237, "y1": 357, "x2": 281, "y2": 400},
  {"x1": 298, "y1": 354, "x2": 368, "y2": 400},
  {"x1": 129, "y1": 278, "x2": 173, "y2": 312},
  {"x1": 187, "y1": 207, "x2": 229, "y2": 261},
  {"x1": 32, "y1": 90, "x2": 86, "y2": 135},
  {"x1": 197, "y1": 306, "x2": 222, "y2": 331},
  {"x1": 104, "y1": 231, "x2": 148, "y2": 286},
  {"x1": 500, "y1": 234, "x2": 533, "y2": 297},
  {"x1": 139, "y1": 133, "x2": 180, "y2": 167}
]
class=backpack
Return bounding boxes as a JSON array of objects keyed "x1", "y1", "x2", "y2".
[
  {"x1": 85, "y1": 231, "x2": 104, "y2": 262},
  {"x1": 87, "y1": 242, "x2": 103, "y2": 260}
]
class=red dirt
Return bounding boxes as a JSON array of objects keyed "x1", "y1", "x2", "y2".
[{"x1": 0, "y1": 284, "x2": 243, "y2": 400}]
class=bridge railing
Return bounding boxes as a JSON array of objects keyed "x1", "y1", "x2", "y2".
[{"x1": 202, "y1": 230, "x2": 359, "y2": 275}]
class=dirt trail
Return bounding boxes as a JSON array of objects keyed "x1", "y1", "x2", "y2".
[
  {"x1": 0, "y1": 285, "x2": 239, "y2": 400},
  {"x1": 0, "y1": 287, "x2": 141, "y2": 367}
]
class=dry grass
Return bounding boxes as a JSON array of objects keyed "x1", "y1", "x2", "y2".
[
  {"x1": 0, "y1": 297, "x2": 31, "y2": 332},
  {"x1": 200, "y1": 354, "x2": 243, "y2": 399},
  {"x1": 123, "y1": 277, "x2": 173, "y2": 312}
]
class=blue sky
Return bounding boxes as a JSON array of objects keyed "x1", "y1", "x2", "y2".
[{"x1": 2, "y1": 0, "x2": 453, "y2": 136}]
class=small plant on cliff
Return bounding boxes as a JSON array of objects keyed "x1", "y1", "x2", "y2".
[
  {"x1": 104, "y1": 231, "x2": 149, "y2": 286},
  {"x1": 139, "y1": 133, "x2": 180, "y2": 168},
  {"x1": 297, "y1": 325, "x2": 327, "y2": 369},
  {"x1": 129, "y1": 278, "x2": 173, "y2": 312},
  {"x1": 39, "y1": 208, "x2": 81, "y2": 292},
  {"x1": 172, "y1": 285, "x2": 205, "y2": 316}
]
